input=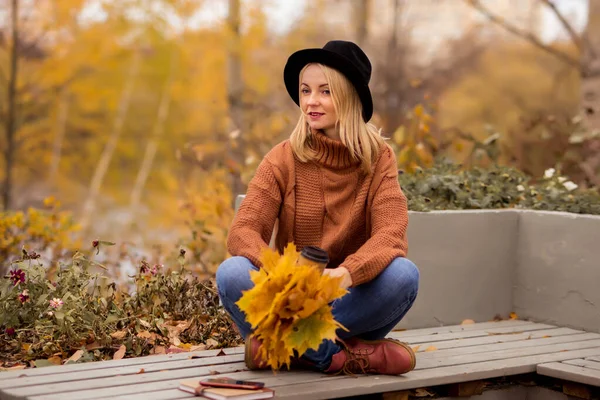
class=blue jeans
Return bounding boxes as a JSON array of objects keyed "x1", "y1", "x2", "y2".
[{"x1": 215, "y1": 256, "x2": 419, "y2": 371}]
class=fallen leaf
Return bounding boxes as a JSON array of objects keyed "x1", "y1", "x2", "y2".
[
  {"x1": 190, "y1": 344, "x2": 207, "y2": 352},
  {"x1": 136, "y1": 331, "x2": 153, "y2": 339},
  {"x1": 137, "y1": 368, "x2": 145, "y2": 374},
  {"x1": 86, "y1": 341, "x2": 102, "y2": 350},
  {"x1": 461, "y1": 319, "x2": 475, "y2": 325},
  {"x1": 411, "y1": 345, "x2": 421, "y2": 352},
  {"x1": 425, "y1": 346, "x2": 437, "y2": 352},
  {"x1": 166, "y1": 345, "x2": 188, "y2": 354},
  {"x1": 110, "y1": 330, "x2": 127, "y2": 340},
  {"x1": 216, "y1": 349, "x2": 227, "y2": 356},
  {"x1": 21, "y1": 343, "x2": 31, "y2": 352},
  {"x1": 113, "y1": 344, "x2": 126, "y2": 360},
  {"x1": 0, "y1": 364, "x2": 26, "y2": 371},
  {"x1": 47, "y1": 356, "x2": 62, "y2": 366},
  {"x1": 33, "y1": 359, "x2": 55, "y2": 368},
  {"x1": 138, "y1": 319, "x2": 152, "y2": 328},
  {"x1": 209, "y1": 370, "x2": 219, "y2": 375},
  {"x1": 65, "y1": 350, "x2": 83, "y2": 364},
  {"x1": 542, "y1": 335, "x2": 551, "y2": 338},
  {"x1": 162, "y1": 320, "x2": 191, "y2": 347},
  {"x1": 150, "y1": 346, "x2": 166, "y2": 355},
  {"x1": 206, "y1": 338, "x2": 219, "y2": 349},
  {"x1": 414, "y1": 388, "x2": 435, "y2": 397},
  {"x1": 509, "y1": 312, "x2": 518, "y2": 320}
]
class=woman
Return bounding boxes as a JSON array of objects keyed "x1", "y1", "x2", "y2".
[{"x1": 216, "y1": 40, "x2": 419, "y2": 375}]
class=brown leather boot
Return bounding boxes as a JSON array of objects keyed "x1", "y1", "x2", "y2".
[
  {"x1": 244, "y1": 337, "x2": 317, "y2": 371},
  {"x1": 325, "y1": 337, "x2": 416, "y2": 375},
  {"x1": 244, "y1": 336, "x2": 268, "y2": 370}
]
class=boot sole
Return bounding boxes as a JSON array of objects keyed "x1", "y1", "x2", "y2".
[{"x1": 353, "y1": 338, "x2": 417, "y2": 373}]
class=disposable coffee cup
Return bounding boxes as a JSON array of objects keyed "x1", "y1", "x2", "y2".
[{"x1": 298, "y1": 246, "x2": 329, "y2": 272}]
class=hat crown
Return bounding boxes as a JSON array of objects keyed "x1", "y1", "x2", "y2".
[{"x1": 322, "y1": 40, "x2": 371, "y2": 83}]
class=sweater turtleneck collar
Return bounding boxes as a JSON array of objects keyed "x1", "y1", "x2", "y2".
[{"x1": 310, "y1": 132, "x2": 360, "y2": 170}]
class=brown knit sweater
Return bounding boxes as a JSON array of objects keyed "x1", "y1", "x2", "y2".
[{"x1": 226, "y1": 132, "x2": 409, "y2": 287}]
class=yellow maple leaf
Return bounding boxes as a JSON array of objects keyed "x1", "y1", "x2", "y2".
[
  {"x1": 286, "y1": 307, "x2": 342, "y2": 357},
  {"x1": 236, "y1": 243, "x2": 348, "y2": 370}
]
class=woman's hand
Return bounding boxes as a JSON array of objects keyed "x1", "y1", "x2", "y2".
[{"x1": 323, "y1": 267, "x2": 353, "y2": 289}]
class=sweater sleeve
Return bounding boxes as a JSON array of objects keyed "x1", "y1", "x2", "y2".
[
  {"x1": 226, "y1": 158, "x2": 282, "y2": 268},
  {"x1": 339, "y1": 148, "x2": 409, "y2": 286}
]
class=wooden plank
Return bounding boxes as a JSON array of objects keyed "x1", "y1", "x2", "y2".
[
  {"x1": 0, "y1": 347, "x2": 244, "y2": 381},
  {"x1": 26, "y1": 341, "x2": 600, "y2": 400},
  {"x1": 409, "y1": 327, "x2": 582, "y2": 353},
  {"x1": 562, "y1": 382, "x2": 593, "y2": 399},
  {"x1": 266, "y1": 347, "x2": 600, "y2": 400},
  {"x1": 586, "y1": 356, "x2": 600, "y2": 363},
  {"x1": 564, "y1": 358, "x2": 600, "y2": 372},
  {"x1": 415, "y1": 332, "x2": 600, "y2": 359},
  {"x1": 20, "y1": 331, "x2": 589, "y2": 394},
  {"x1": 0, "y1": 353, "x2": 243, "y2": 392},
  {"x1": 85, "y1": 371, "x2": 326, "y2": 400},
  {"x1": 390, "y1": 323, "x2": 558, "y2": 344},
  {"x1": 39, "y1": 370, "x2": 325, "y2": 400},
  {"x1": 391, "y1": 319, "x2": 535, "y2": 338},
  {"x1": 416, "y1": 338, "x2": 600, "y2": 370},
  {"x1": 1, "y1": 361, "x2": 248, "y2": 400},
  {"x1": 538, "y1": 362, "x2": 600, "y2": 387}
]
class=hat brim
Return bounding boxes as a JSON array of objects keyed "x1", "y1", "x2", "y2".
[{"x1": 283, "y1": 48, "x2": 373, "y2": 122}]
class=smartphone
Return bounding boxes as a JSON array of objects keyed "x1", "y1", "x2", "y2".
[{"x1": 199, "y1": 377, "x2": 264, "y2": 390}]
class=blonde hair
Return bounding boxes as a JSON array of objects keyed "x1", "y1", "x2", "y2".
[{"x1": 289, "y1": 63, "x2": 385, "y2": 175}]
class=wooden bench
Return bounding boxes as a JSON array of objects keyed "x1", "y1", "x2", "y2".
[{"x1": 2, "y1": 320, "x2": 600, "y2": 399}]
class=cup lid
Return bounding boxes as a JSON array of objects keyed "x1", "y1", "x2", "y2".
[{"x1": 300, "y1": 246, "x2": 329, "y2": 264}]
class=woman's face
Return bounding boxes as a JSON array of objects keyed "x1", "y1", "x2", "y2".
[{"x1": 300, "y1": 64, "x2": 338, "y2": 140}]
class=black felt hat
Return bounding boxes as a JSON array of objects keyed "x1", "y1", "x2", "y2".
[{"x1": 283, "y1": 40, "x2": 373, "y2": 122}]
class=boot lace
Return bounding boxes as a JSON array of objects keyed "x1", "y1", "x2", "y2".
[{"x1": 337, "y1": 342, "x2": 372, "y2": 376}]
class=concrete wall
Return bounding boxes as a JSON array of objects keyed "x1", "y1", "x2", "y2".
[
  {"x1": 514, "y1": 210, "x2": 600, "y2": 333},
  {"x1": 401, "y1": 209, "x2": 600, "y2": 332},
  {"x1": 397, "y1": 210, "x2": 518, "y2": 329}
]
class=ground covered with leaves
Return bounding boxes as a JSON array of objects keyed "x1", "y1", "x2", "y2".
[{"x1": 0, "y1": 246, "x2": 242, "y2": 370}]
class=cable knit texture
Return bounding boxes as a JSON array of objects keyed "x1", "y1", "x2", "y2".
[{"x1": 227, "y1": 132, "x2": 409, "y2": 286}]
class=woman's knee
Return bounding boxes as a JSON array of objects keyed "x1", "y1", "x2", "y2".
[
  {"x1": 388, "y1": 257, "x2": 420, "y2": 295},
  {"x1": 215, "y1": 256, "x2": 256, "y2": 296}
]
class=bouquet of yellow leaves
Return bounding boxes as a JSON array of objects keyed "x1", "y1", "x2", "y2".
[{"x1": 236, "y1": 243, "x2": 348, "y2": 371}]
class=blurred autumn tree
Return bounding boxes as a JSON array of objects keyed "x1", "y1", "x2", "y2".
[
  {"x1": 458, "y1": 0, "x2": 600, "y2": 188},
  {"x1": 0, "y1": 0, "x2": 91, "y2": 211},
  {"x1": 344, "y1": 0, "x2": 486, "y2": 172}
]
